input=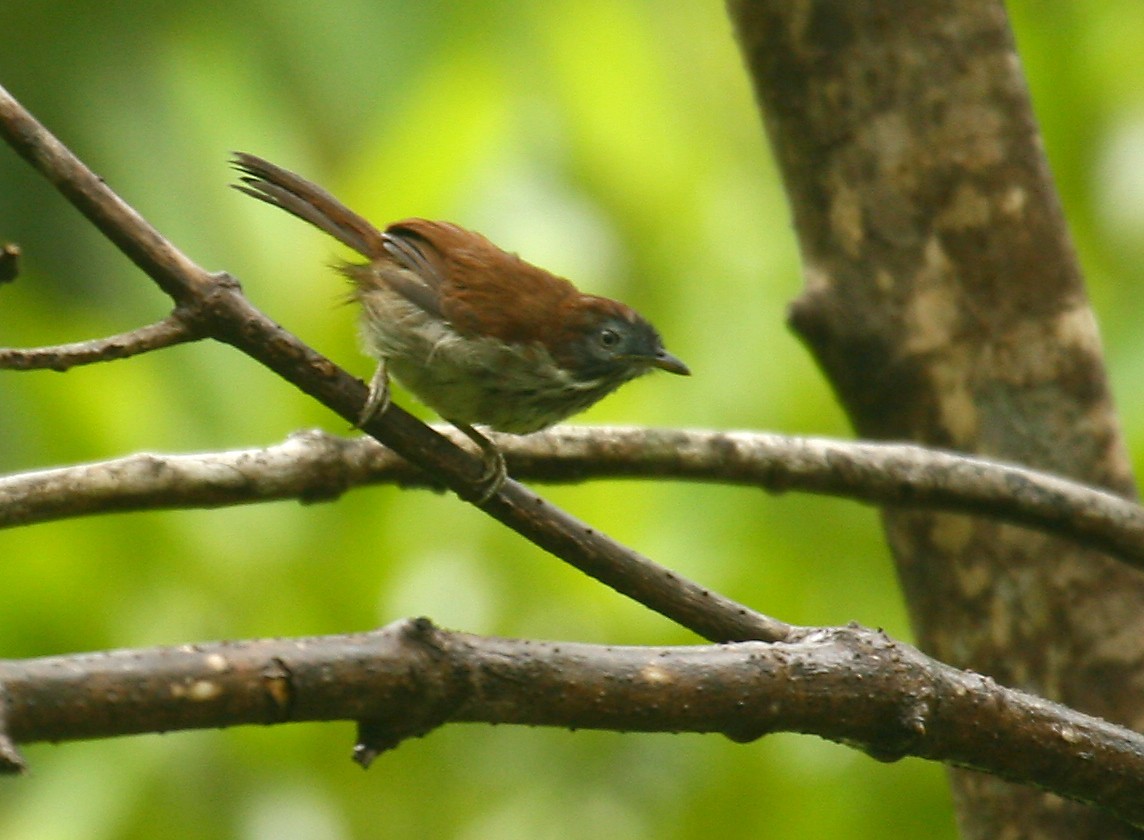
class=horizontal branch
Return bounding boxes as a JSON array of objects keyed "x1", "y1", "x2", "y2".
[
  {"x1": 3, "y1": 426, "x2": 1141, "y2": 568},
  {"x1": 0, "y1": 618, "x2": 1141, "y2": 826},
  {"x1": 0, "y1": 311, "x2": 202, "y2": 370}
]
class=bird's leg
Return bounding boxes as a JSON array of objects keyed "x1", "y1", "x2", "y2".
[
  {"x1": 356, "y1": 360, "x2": 504, "y2": 500},
  {"x1": 356, "y1": 360, "x2": 391, "y2": 428},
  {"x1": 448, "y1": 420, "x2": 507, "y2": 503}
]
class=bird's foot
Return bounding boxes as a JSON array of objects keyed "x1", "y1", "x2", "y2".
[
  {"x1": 356, "y1": 361, "x2": 391, "y2": 428},
  {"x1": 450, "y1": 421, "x2": 507, "y2": 503}
]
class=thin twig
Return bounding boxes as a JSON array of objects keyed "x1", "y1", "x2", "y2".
[{"x1": 0, "y1": 310, "x2": 202, "y2": 370}]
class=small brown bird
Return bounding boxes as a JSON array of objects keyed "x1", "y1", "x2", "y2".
[{"x1": 232, "y1": 153, "x2": 689, "y2": 498}]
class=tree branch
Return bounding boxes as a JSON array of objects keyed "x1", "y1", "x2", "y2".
[
  {"x1": 0, "y1": 618, "x2": 1142, "y2": 825},
  {"x1": 0, "y1": 310, "x2": 203, "y2": 370},
  {"x1": 3, "y1": 426, "x2": 1141, "y2": 567}
]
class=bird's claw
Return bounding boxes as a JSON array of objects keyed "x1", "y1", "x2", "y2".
[
  {"x1": 357, "y1": 361, "x2": 391, "y2": 428},
  {"x1": 450, "y1": 421, "x2": 507, "y2": 503}
]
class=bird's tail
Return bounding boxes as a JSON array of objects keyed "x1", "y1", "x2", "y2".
[{"x1": 231, "y1": 153, "x2": 385, "y2": 258}]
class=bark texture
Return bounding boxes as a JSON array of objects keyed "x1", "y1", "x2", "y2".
[{"x1": 728, "y1": 1, "x2": 1144, "y2": 836}]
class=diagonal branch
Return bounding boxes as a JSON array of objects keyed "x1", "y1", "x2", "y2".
[{"x1": 0, "y1": 83, "x2": 785, "y2": 646}]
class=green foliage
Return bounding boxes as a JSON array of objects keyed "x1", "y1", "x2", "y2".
[{"x1": 0, "y1": 1, "x2": 1138, "y2": 837}]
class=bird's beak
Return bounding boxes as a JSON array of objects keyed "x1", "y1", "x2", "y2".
[{"x1": 652, "y1": 349, "x2": 690, "y2": 376}]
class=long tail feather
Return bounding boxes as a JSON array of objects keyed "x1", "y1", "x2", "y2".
[{"x1": 231, "y1": 152, "x2": 384, "y2": 258}]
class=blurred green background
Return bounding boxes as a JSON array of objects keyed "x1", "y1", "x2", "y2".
[{"x1": 0, "y1": 2, "x2": 1141, "y2": 837}]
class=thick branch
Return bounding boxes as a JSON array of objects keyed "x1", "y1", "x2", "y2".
[
  {"x1": 0, "y1": 618, "x2": 1141, "y2": 825},
  {"x1": 727, "y1": 2, "x2": 1144, "y2": 834}
]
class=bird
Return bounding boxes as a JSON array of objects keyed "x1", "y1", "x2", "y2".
[{"x1": 231, "y1": 153, "x2": 689, "y2": 500}]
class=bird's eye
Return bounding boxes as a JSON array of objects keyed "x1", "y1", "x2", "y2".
[{"x1": 598, "y1": 328, "x2": 621, "y2": 349}]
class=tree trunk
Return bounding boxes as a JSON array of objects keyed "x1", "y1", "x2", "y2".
[{"x1": 727, "y1": 1, "x2": 1144, "y2": 836}]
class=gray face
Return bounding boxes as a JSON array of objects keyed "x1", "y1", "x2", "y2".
[
  {"x1": 572, "y1": 316, "x2": 670, "y2": 381},
  {"x1": 570, "y1": 315, "x2": 690, "y2": 383}
]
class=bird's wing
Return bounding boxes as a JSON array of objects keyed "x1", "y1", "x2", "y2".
[{"x1": 380, "y1": 221, "x2": 452, "y2": 318}]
